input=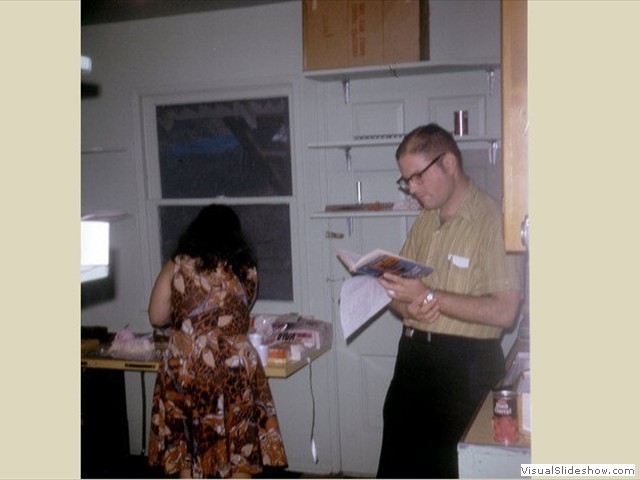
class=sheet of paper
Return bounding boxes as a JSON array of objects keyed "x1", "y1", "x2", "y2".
[{"x1": 339, "y1": 276, "x2": 391, "y2": 340}]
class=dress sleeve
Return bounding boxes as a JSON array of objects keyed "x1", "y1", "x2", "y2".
[{"x1": 243, "y1": 267, "x2": 259, "y2": 308}]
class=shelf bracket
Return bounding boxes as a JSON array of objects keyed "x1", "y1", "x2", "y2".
[
  {"x1": 486, "y1": 69, "x2": 496, "y2": 96},
  {"x1": 342, "y1": 79, "x2": 350, "y2": 104}
]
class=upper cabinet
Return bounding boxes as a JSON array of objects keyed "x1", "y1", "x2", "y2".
[
  {"x1": 501, "y1": 0, "x2": 528, "y2": 251},
  {"x1": 304, "y1": 0, "x2": 501, "y2": 81},
  {"x1": 302, "y1": 1, "x2": 504, "y2": 219}
]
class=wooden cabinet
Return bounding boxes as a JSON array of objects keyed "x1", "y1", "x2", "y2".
[{"x1": 501, "y1": 0, "x2": 528, "y2": 251}]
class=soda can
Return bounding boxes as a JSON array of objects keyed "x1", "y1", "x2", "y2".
[
  {"x1": 491, "y1": 389, "x2": 520, "y2": 445},
  {"x1": 454, "y1": 110, "x2": 469, "y2": 136}
]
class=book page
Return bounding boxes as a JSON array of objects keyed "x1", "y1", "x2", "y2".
[
  {"x1": 336, "y1": 248, "x2": 360, "y2": 272},
  {"x1": 339, "y1": 276, "x2": 391, "y2": 340}
]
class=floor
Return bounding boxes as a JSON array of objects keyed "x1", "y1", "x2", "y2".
[{"x1": 81, "y1": 455, "x2": 356, "y2": 479}]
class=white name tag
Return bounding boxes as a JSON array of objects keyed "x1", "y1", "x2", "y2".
[{"x1": 448, "y1": 254, "x2": 470, "y2": 268}]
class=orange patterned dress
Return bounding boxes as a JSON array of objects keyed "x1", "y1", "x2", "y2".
[{"x1": 148, "y1": 255, "x2": 288, "y2": 478}]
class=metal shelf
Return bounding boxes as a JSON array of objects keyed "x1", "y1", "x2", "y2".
[
  {"x1": 308, "y1": 135, "x2": 498, "y2": 150},
  {"x1": 303, "y1": 59, "x2": 500, "y2": 82},
  {"x1": 311, "y1": 210, "x2": 420, "y2": 219}
]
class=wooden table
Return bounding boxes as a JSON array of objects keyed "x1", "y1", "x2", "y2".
[
  {"x1": 82, "y1": 343, "x2": 331, "y2": 455},
  {"x1": 263, "y1": 344, "x2": 331, "y2": 378},
  {"x1": 81, "y1": 343, "x2": 331, "y2": 378}
]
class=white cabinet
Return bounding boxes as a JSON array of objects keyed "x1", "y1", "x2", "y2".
[
  {"x1": 306, "y1": 61, "x2": 503, "y2": 221},
  {"x1": 300, "y1": 1, "x2": 503, "y2": 474},
  {"x1": 304, "y1": 60, "x2": 503, "y2": 477}
]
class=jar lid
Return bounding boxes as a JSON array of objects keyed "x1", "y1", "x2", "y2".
[{"x1": 492, "y1": 389, "x2": 518, "y2": 399}]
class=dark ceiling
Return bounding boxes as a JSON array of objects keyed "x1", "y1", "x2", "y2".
[{"x1": 81, "y1": 0, "x2": 295, "y2": 26}]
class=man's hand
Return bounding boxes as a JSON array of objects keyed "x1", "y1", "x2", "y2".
[
  {"x1": 406, "y1": 290, "x2": 440, "y2": 324},
  {"x1": 378, "y1": 272, "x2": 440, "y2": 324},
  {"x1": 378, "y1": 272, "x2": 425, "y2": 303}
]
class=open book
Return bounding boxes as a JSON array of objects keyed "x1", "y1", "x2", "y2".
[
  {"x1": 337, "y1": 248, "x2": 433, "y2": 340},
  {"x1": 336, "y1": 247, "x2": 433, "y2": 278}
]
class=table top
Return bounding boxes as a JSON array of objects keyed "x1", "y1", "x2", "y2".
[
  {"x1": 459, "y1": 392, "x2": 531, "y2": 450},
  {"x1": 81, "y1": 343, "x2": 331, "y2": 378},
  {"x1": 263, "y1": 344, "x2": 331, "y2": 378},
  {"x1": 459, "y1": 338, "x2": 531, "y2": 451}
]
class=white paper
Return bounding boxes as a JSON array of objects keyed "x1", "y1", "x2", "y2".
[
  {"x1": 448, "y1": 253, "x2": 470, "y2": 268},
  {"x1": 339, "y1": 276, "x2": 391, "y2": 340}
]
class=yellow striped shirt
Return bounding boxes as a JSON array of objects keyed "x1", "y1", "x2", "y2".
[{"x1": 401, "y1": 181, "x2": 523, "y2": 339}]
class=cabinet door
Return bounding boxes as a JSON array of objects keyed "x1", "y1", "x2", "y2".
[
  {"x1": 315, "y1": 69, "x2": 502, "y2": 475},
  {"x1": 502, "y1": 0, "x2": 528, "y2": 251}
]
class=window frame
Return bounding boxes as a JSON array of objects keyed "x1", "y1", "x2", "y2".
[{"x1": 137, "y1": 81, "x2": 302, "y2": 313}]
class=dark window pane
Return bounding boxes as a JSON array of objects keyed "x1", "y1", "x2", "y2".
[
  {"x1": 156, "y1": 98, "x2": 292, "y2": 198},
  {"x1": 159, "y1": 204, "x2": 293, "y2": 301}
]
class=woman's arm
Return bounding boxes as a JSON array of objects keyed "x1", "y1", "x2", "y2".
[{"x1": 148, "y1": 260, "x2": 175, "y2": 328}]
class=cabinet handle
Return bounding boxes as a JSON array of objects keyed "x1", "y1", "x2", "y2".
[
  {"x1": 342, "y1": 79, "x2": 350, "y2": 104},
  {"x1": 489, "y1": 140, "x2": 498, "y2": 165},
  {"x1": 486, "y1": 68, "x2": 496, "y2": 95},
  {"x1": 325, "y1": 231, "x2": 344, "y2": 239},
  {"x1": 520, "y1": 215, "x2": 530, "y2": 249}
]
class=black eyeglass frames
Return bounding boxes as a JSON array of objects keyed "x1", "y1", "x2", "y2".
[{"x1": 396, "y1": 152, "x2": 446, "y2": 191}]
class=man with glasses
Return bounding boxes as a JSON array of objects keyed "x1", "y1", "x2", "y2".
[{"x1": 376, "y1": 123, "x2": 523, "y2": 478}]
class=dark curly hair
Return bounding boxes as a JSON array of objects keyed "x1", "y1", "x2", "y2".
[{"x1": 172, "y1": 204, "x2": 256, "y2": 282}]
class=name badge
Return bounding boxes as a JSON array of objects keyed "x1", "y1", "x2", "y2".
[{"x1": 448, "y1": 254, "x2": 470, "y2": 268}]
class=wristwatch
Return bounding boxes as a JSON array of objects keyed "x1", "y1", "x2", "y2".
[{"x1": 422, "y1": 290, "x2": 435, "y2": 304}]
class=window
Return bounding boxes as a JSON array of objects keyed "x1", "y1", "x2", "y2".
[
  {"x1": 156, "y1": 98, "x2": 292, "y2": 198},
  {"x1": 157, "y1": 204, "x2": 292, "y2": 301},
  {"x1": 140, "y1": 86, "x2": 296, "y2": 303}
]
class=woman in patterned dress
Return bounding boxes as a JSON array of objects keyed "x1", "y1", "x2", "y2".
[{"x1": 147, "y1": 204, "x2": 288, "y2": 478}]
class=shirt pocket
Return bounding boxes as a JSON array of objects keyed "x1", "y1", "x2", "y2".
[{"x1": 442, "y1": 253, "x2": 473, "y2": 294}]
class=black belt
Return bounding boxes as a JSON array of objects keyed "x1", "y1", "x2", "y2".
[
  {"x1": 404, "y1": 326, "x2": 433, "y2": 342},
  {"x1": 403, "y1": 326, "x2": 499, "y2": 345}
]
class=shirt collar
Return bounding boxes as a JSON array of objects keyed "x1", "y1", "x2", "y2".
[
  {"x1": 454, "y1": 180, "x2": 478, "y2": 223},
  {"x1": 431, "y1": 180, "x2": 477, "y2": 224}
]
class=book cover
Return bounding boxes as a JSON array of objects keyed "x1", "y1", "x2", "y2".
[{"x1": 336, "y1": 247, "x2": 432, "y2": 278}]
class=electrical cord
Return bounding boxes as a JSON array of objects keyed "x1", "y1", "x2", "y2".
[{"x1": 307, "y1": 356, "x2": 318, "y2": 464}]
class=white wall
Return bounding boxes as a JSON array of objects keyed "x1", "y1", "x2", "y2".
[
  {"x1": 82, "y1": 2, "x2": 338, "y2": 473},
  {"x1": 81, "y1": 1, "x2": 305, "y2": 331},
  {"x1": 82, "y1": 0, "x2": 503, "y2": 474}
]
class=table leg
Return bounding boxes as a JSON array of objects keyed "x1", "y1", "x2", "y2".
[{"x1": 140, "y1": 371, "x2": 146, "y2": 455}]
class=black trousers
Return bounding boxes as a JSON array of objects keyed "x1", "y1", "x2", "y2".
[{"x1": 377, "y1": 327, "x2": 505, "y2": 479}]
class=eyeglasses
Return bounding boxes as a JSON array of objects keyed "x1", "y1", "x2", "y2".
[{"x1": 396, "y1": 152, "x2": 445, "y2": 191}]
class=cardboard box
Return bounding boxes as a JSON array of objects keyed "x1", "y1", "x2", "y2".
[
  {"x1": 303, "y1": 0, "x2": 429, "y2": 71},
  {"x1": 303, "y1": 0, "x2": 349, "y2": 70}
]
